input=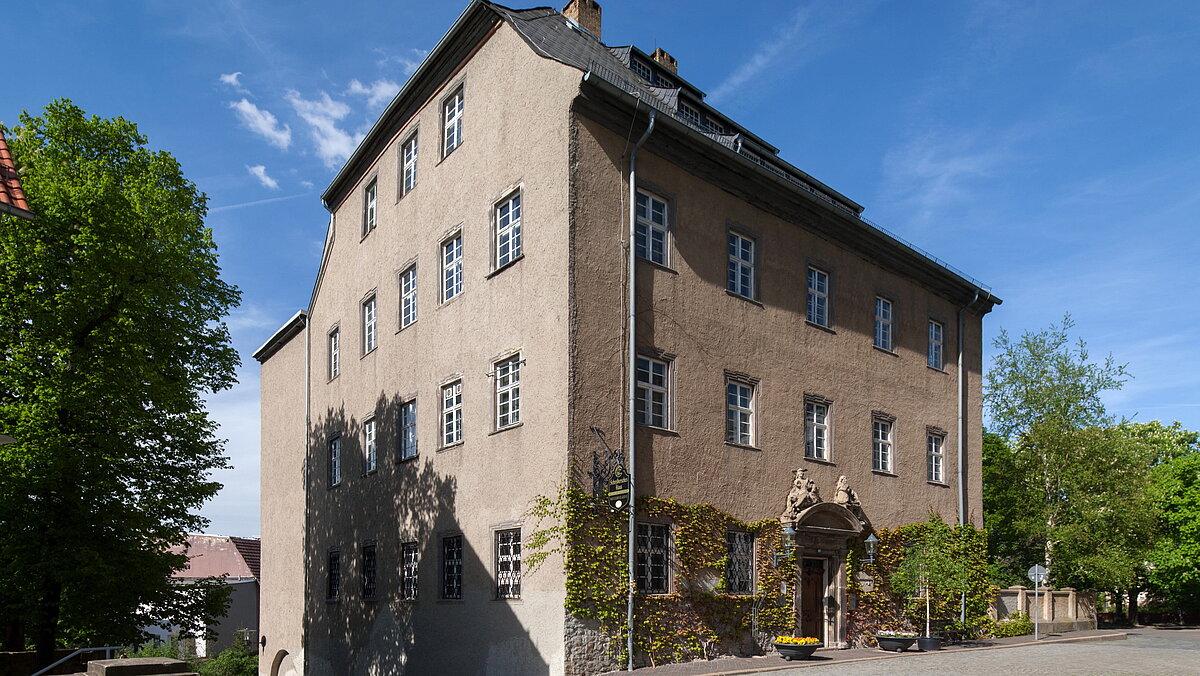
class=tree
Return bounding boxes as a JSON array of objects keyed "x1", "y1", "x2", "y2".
[
  {"x1": 0, "y1": 101, "x2": 239, "y2": 664},
  {"x1": 890, "y1": 518, "x2": 971, "y2": 638},
  {"x1": 981, "y1": 431, "x2": 1040, "y2": 586},
  {"x1": 1144, "y1": 426, "x2": 1200, "y2": 617}
]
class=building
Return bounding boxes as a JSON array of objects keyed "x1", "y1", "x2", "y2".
[
  {"x1": 255, "y1": 1, "x2": 1000, "y2": 673},
  {"x1": 0, "y1": 128, "x2": 34, "y2": 221}
]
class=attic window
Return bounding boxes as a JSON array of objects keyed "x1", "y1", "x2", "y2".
[
  {"x1": 631, "y1": 59, "x2": 652, "y2": 82},
  {"x1": 679, "y1": 102, "x2": 702, "y2": 129},
  {"x1": 652, "y1": 72, "x2": 675, "y2": 89}
]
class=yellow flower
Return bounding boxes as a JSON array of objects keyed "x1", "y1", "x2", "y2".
[{"x1": 774, "y1": 636, "x2": 821, "y2": 645}]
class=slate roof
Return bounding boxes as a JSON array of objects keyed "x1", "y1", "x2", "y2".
[{"x1": 0, "y1": 130, "x2": 32, "y2": 219}]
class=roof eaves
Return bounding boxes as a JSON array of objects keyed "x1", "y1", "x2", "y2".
[{"x1": 252, "y1": 310, "x2": 307, "y2": 362}]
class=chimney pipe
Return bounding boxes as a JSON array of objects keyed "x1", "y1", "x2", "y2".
[
  {"x1": 651, "y1": 48, "x2": 678, "y2": 75},
  {"x1": 562, "y1": 0, "x2": 602, "y2": 41}
]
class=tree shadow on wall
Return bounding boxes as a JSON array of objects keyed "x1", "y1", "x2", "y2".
[{"x1": 301, "y1": 393, "x2": 548, "y2": 675}]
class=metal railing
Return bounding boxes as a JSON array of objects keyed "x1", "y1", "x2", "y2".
[
  {"x1": 585, "y1": 59, "x2": 994, "y2": 294},
  {"x1": 31, "y1": 646, "x2": 121, "y2": 676}
]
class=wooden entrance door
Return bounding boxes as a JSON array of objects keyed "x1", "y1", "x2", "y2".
[{"x1": 800, "y1": 558, "x2": 825, "y2": 640}]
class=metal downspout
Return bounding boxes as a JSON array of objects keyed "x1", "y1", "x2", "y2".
[
  {"x1": 957, "y1": 290, "x2": 978, "y2": 625},
  {"x1": 627, "y1": 107, "x2": 656, "y2": 672}
]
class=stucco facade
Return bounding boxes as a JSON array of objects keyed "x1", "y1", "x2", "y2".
[{"x1": 256, "y1": 2, "x2": 998, "y2": 674}]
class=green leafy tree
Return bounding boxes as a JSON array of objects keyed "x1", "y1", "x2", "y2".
[
  {"x1": 982, "y1": 430, "x2": 1040, "y2": 586},
  {"x1": 1145, "y1": 428, "x2": 1200, "y2": 616},
  {"x1": 0, "y1": 100, "x2": 239, "y2": 664}
]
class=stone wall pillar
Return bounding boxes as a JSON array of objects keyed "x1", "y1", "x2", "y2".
[
  {"x1": 1042, "y1": 586, "x2": 1054, "y2": 621},
  {"x1": 1063, "y1": 588, "x2": 1077, "y2": 619},
  {"x1": 1014, "y1": 586, "x2": 1028, "y2": 614}
]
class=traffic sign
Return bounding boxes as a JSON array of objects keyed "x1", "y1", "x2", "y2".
[{"x1": 1028, "y1": 564, "x2": 1048, "y2": 585}]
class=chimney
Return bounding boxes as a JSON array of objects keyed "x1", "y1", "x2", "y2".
[
  {"x1": 651, "y1": 47, "x2": 678, "y2": 75},
  {"x1": 562, "y1": 0, "x2": 602, "y2": 41}
]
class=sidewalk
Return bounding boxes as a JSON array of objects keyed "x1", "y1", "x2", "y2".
[{"x1": 607, "y1": 629, "x2": 1130, "y2": 675}]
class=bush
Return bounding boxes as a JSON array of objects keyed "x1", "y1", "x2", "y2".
[
  {"x1": 125, "y1": 637, "x2": 184, "y2": 660},
  {"x1": 991, "y1": 611, "x2": 1034, "y2": 638},
  {"x1": 197, "y1": 636, "x2": 258, "y2": 676}
]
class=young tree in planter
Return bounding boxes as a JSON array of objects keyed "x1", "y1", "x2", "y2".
[
  {"x1": 890, "y1": 523, "x2": 970, "y2": 640},
  {"x1": 0, "y1": 101, "x2": 238, "y2": 665}
]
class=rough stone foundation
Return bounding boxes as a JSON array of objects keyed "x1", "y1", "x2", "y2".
[{"x1": 564, "y1": 614, "x2": 620, "y2": 676}]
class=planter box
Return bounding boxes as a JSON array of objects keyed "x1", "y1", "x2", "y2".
[
  {"x1": 876, "y1": 636, "x2": 916, "y2": 652},
  {"x1": 773, "y1": 642, "x2": 820, "y2": 661},
  {"x1": 917, "y1": 636, "x2": 942, "y2": 651}
]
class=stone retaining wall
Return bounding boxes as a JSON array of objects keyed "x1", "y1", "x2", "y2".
[{"x1": 993, "y1": 586, "x2": 1097, "y2": 632}]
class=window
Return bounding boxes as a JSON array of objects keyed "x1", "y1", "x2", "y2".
[
  {"x1": 326, "y1": 549, "x2": 341, "y2": 600},
  {"x1": 874, "y1": 297, "x2": 893, "y2": 351},
  {"x1": 442, "y1": 234, "x2": 463, "y2": 302},
  {"x1": 725, "y1": 378, "x2": 755, "y2": 446},
  {"x1": 494, "y1": 191, "x2": 522, "y2": 269},
  {"x1": 873, "y1": 418, "x2": 894, "y2": 473},
  {"x1": 494, "y1": 354, "x2": 521, "y2": 430},
  {"x1": 363, "y1": 417, "x2": 377, "y2": 474},
  {"x1": 679, "y1": 101, "x2": 702, "y2": 128},
  {"x1": 328, "y1": 328, "x2": 340, "y2": 379},
  {"x1": 363, "y1": 179, "x2": 377, "y2": 236},
  {"x1": 328, "y1": 437, "x2": 342, "y2": 487},
  {"x1": 443, "y1": 87, "x2": 463, "y2": 157},
  {"x1": 635, "y1": 356, "x2": 670, "y2": 429},
  {"x1": 401, "y1": 132, "x2": 418, "y2": 196},
  {"x1": 631, "y1": 59, "x2": 652, "y2": 82},
  {"x1": 495, "y1": 529, "x2": 522, "y2": 599},
  {"x1": 805, "y1": 400, "x2": 830, "y2": 461},
  {"x1": 442, "y1": 380, "x2": 463, "y2": 446},
  {"x1": 400, "y1": 264, "x2": 417, "y2": 329},
  {"x1": 806, "y1": 267, "x2": 830, "y2": 327},
  {"x1": 725, "y1": 531, "x2": 754, "y2": 594},
  {"x1": 362, "y1": 295, "x2": 377, "y2": 354},
  {"x1": 441, "y1": 535, "x2": 463, "y2": 599},
  {"x1": 361, "y1": 543, "x2": 377, "y2": 599},
  {"x1": 635, "y1": 190, "x2": 668, "y2": 265},
  {"x1": 928, "y1": 320, "x2": 944, "y2": 370},
  {"x1": 399, "y1": 399, "x2": 418, "y2": 461},
  {"x1": 727, "y1": 232, "x2": 755, "y2": 299},
  {"x1": 636, "y1": 523, "x2": 669, "y2": 594},
  {"x1": 928, "y1": 432, "x2": 945, "y2": 483},
  {"x1": 400, "y1": 541, "x2": 419, "y2": 600}
]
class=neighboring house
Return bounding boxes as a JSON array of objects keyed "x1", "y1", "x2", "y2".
[
  {"x1": 0, "y1": 128, "x2": 34, "y2": 220},
  {"x1": 255, "y1": 1, "x2": 1001, "y2": 674}
]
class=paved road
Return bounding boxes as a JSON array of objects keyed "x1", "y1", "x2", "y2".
[{"x1": 773, "y1": 629, "x2": 1200, "y2": 675}]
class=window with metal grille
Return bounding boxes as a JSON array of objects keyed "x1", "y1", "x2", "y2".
[
  {"x1": 635, "y1": 356, "x2": 670, "y2": 429},
  {"x1": 725, "y1": 379, "x2": 754, "y2": 446},
  {"x1": 442, "y1": 234, "x2": 463, "y2": 302},
  {"x1": 805, "y1": 400, "x2": 830, "y2": 460},
  {"x1": 401, "y1": 132, "x2": 418, "y2": 195},
  {"x1": 400, "y1": 264, "x2": 417, "y2": 329},
  {"x1": 928, "y1": 432, "x2": 945, "y2": 483},
  {"x1": 363, "y1": 418, "x2": 377, "y2": 474},
  {"x1": 928, "y1": 320, "x2": 944, "y2": 370},
  {"x1": 873, "y1": 418, "x2": 894, "y2": 473},
  {"x1": 636, "y1": 523, "x2": 669, "y2": 594},
  {"x1": 441, "y1": 535, "x2": 463, "y2": 599},
  {"x1": 361, "y1": 543, "x2": 377, "y2": 599},
  {"x1": 401, "y1": 541, "x2": 418, "y2": 600},
  {"x1": 443, "y1": 87, "x2": 463, "y2": 157},
  {"x1": 495, "y1": 529, "x2": 522, "y2": 599},
  {"x1": 807, "y1": 267, "x2": 830, "y2": 327},
  {"x1": 635, "y1": 190, "x2": 668, "y2": 265},
  {"x1": 494, "y1": 354, "x2": 521, "y2": 430},
  {"x1": 328, "y1": 437, "x2": 342, "y2": 487},
  {"x1": 399, "y1": 399, "x2": 417, "y2": 461},
  {"x1": 495, "y1": 191, "x2": 522, "y2": 269},
  {"x1": 874, "y1": 297, "x2": 893, "y2": 351},
  {"x1": 363, "y1": 178, "x2": 377, "y2": 236},
  {"x1": 326, "y1": 549, "x2": 341, "y2": 600},
  {"x1": 442, "y1": 380, "x2": 463, "y2": 446},
  {"x1": 328, "y1": 328, "x2": 340, "y2": 379},
  {"x1": 725, "y1": 531, "x2": 754, "y2": 594},
  {"x1": 727, "y1": 232, "x2": 755, "y2": 299},
  {"x1": 362, "y1": 295, "x2": 377, "y2": 354}
]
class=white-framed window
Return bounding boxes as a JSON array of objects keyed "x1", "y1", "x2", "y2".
[
  {"x1": 873, "y1": 418, "x2": 894, "y2": 473},
  {"x1": 928, "y1": 432, "x2": 945, "y2": 483},
  {"x1": 328, "y1": 436, "x2": 342, "y2": 487},
  {"x1": 495, "y1": 528, "x2": 522, "y2": 599},
  {"x1": 328, "y1": 328, "x2": 340, "y2": 380},
  {"x1": 725, "y1": 378, "x2": 755, "y2": 446},
  {"x1": 398, "y1": 399, "x2": 418, "y2": 461},
  {"x1": 494, "y1": 354, "x2": 522, "y2": 430},
  {"x1": 441, "y1": 535, "x2": 463, "y2": 599},
  {"x1": 442, "y1": 234, "x2": 463, "y2": 302},
  {"x1": 727, "y1": 231, "x2": 755, "y2": 299},
  {"x1": 401, "y1": 131, "x2": 418, "y2": 196},
  {"x1": 360, "y1": 542, "x2": 377, "y2": 599},
  {"x1": 326, "y1": 549, "x2": 341, "y2": 600},
  {"x1": 631, "y1": 58, "x2": 652, "y2": 82},
  {"x1": 874, "y1": 297, "x2": 893, "y2": 351},
  {"x1": 400, "y1": 541, "x2": 419, "y2": 600},
  {"x1": 725, "y1": 531, "x2": 754, "y2": 594},
  {"x1": 805, "y1": 400, "x2": 830, "y2": 461},
  {"x1": 363, "y1": 417, "x2": 377, "y2": 474},
  {"x1": 928, "y1": 320, "x2": 944, "y2": 370},
  {"x1": 807, "y1": 267, "x2": 829, "y2": 327},
  {"x1": 443, "y1": 87, "x2": 463, "y2": 157},
  {"x1": 636, "y1": 522, "x2": 669, "y2": 594},
  {"x1": 635, "y1": 356, "x2": 670, "y2": 429},
  {"x1": 442, "y1": 380, "x2": 463, "y2": 446},
  {"x1": 363, "y1": 178, "x2": 377, "y2": 236},
  {"x1": 635, "y1": 190, "x2": 668, "y2": 265},
  {"x1": 679, "y1": 101, "x2": 702, "y2": 128},
  {"x1": 400, "y1": 264, "x2": 417, "y2": 329},
  {"x1": 494, "y1": 191, "x2": 522, "y2": 269},
  {"x1": 362, "y1": 295, "x2": 377, "y2": 354}
]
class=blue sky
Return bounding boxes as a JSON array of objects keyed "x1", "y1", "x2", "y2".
[{"x1": 7, "y1": 1, "x2": 1199, "y2": 537}]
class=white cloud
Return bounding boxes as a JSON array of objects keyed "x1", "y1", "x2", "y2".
[
  {"x1": 219, "y1": 71, "x2": 247, "y2": 92},
  {"x1": 346, "y1": 78, "x2": 401, "y2": 109},
  {"x1": 374, "y1": 47, "x2": 428, "y2": 76},
  {"x1": 229, "y1": 98, "x2": 292, "y2": 149},
  {"x1": 285, "y1": 90, "x2": 362, "y2": 168},
  {"x1": 246, "y1": 164, "x2": 279, "y2": 190},
  {"x1": 880, "y1": 130, "x2": 1009, "y2": 224},
  {"x1": 300, "y1": 180, "x2": 314, "y2": 189}
]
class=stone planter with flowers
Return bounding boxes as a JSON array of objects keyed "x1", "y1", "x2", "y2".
[{"x1": 773, "y1": 636, "x2": 821, "y2": 661}]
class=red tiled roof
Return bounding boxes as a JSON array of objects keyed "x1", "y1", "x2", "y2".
[
  {"x1": 230, "y1": 536, "x2": 261, "y2": 580},
  {"x1": 0, "y1": 130, "x2": 32, "y2": 217},
  {"x1": 171, "y1": 534, "x2": 260, "y2": 580}
]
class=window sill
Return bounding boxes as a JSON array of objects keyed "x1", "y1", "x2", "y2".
[
  {"x1": 724, "y1": 441, "x2": 761, "y2": 452},
  {"x1": 327, "y1": 374, "x2": 340, "y2": 384},
  {"x1": 361, "y1": 347, "x2": 377, "y2": 360},
  {"x1": 927, "y1": 365, "x2": 948, "y2": 374},
  {"x1": 492, "y1": 597, "x2": 523, "y2": 603},
  {"x1": 436, "y1": 597, "x2": 465, "y2": 604},
  {"x1": 360, "y1": 228, "x2": 376, "y2": 243},
  {"x1": 489, "y1": 422, "x2": 523, "y2": 436},
  {"x1": 326, "y1": 598, "x2": 341, "y2": 604},
  {"x1": 363, "y1": 468, "x2": 378, "y2": 477},
  {"x1": 438, "y1": 441, "x2": 465, "y2": 453},
  {"x1": 872, "y1": 469, "x2": 899, "y2": 478},
  {"x1": 639, "y1": 425, "x2": 679, "y2": 437},
  {"x1": 486, "y1": 254, "x2": 524, "y2": 279},
  {"x1": 396, "y1": 454, "x2": 419, "y2": 464},
  {"x1": 438, "y1": 292, "x2": 465, "y2": 310},
  {"x1": 639, "y1": 258, "x2": 678, "y2": 275},
  {"x1": 872, "y1": 345, "x2": 899, "y2": 357},
  {"x1": 397, "y1": 185, "x2": 417, "y2": 203},
  {"x1": 927, "y1": 480, "x2": 950, "y2": 488},
  {"x1": 803, "y1": 455, "x2": 836, "y2": 466},
  {"x1": 396, "y1": 321, "x2": 417, "y2": 335},
  {"x1": 806, "y1": 320, "x2": 835, "y2": 335},
  {"x1": 437, "y1": 145, "x2": 462, "y2": 167},
  {"x1": 327, "y1": 483, "x2": 342, "y2": 490},
  {"x1": 725, "y1": 289, "x2": 763, "y2": 307}
]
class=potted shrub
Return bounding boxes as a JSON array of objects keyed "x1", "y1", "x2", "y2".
[
  {"x1": 874, "y1": 630, "x2": 918, "y2": 652},
  {"x1": 890, "y1": 524, "x2": 970, "y2": 651},
  {"x1": 772, "y1": 635, "x2": 821, "y2": 660}
]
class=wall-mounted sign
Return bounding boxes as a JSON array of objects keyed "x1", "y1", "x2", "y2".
[{"x1": 855, "y1": 571, "x2": 876, "y2": 593}]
